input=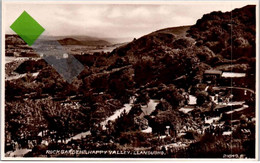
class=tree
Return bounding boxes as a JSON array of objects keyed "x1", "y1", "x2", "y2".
[
  {"x1": 196, "y1": 91, "x2": 209, "y2": 106},
  {"x1": 156, "y1": 99, "x2": 172, "y2": 111}
]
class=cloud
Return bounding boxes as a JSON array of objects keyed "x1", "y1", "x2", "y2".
[{"x1": 4, "y1": 2, "x2": 252, "y2": 39}]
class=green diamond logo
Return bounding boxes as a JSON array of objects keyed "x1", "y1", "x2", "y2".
[{"x1": 10, "y1": 11, "x2": 45, "y2": 46}]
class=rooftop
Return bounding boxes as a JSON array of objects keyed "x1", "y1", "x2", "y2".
[
  {"x1": 204, "y1": 70, "x2": 222, "y2": 75},
  {"x1": 221, "y1": 72, "x2": 246, "y2": 78}
]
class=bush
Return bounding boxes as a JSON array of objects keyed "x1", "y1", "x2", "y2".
[{"x1": 15, "y1": 59, "x2": 47, "y2": 74}]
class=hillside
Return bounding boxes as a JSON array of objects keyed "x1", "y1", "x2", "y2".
[
  {"x1": 110, "y1": 25, "x2": 194, "y2": 60},
  {"x1": 5, "y1": 34, "x2": 27, "y2": 45},
  {"x1": 188, "y1": 5, "x2": 256, "y2": 59},
  {"x1": 109, "y1": 5, "x2": 255, "y2": 87}
]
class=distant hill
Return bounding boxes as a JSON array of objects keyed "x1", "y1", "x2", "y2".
[
  {"x1": 50, "y1": 35, "x2": 132, "y2": 44},
  {"x1": 57, "y1": 38, "x2": 83, "y2": 45},
  {"x1": 42, "y1": 35, "x2": 129, "y2": 46},
  {"x1": 5, "y1": 34, "x2": 112, "y2": 47},
  {"x1": 58, "y1": 37, "x2": 111, "y2": 46}
]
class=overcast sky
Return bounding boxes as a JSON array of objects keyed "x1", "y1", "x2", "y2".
[{"x1": 4, "y1": 2, "x2": 253, "y2": 40}]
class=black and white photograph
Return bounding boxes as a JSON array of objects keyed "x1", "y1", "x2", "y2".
[{"x1": 1, "y1": 0, "x2": 259, "y2": 160}]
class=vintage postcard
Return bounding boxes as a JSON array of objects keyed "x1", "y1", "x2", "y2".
[{"x1": 1, "y1": 0, "x2": 259, "y2": 160}]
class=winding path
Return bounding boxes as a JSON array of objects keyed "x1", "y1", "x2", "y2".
[{"x1": 213, "y1": 86, "x2": 255, "y2": 94}]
